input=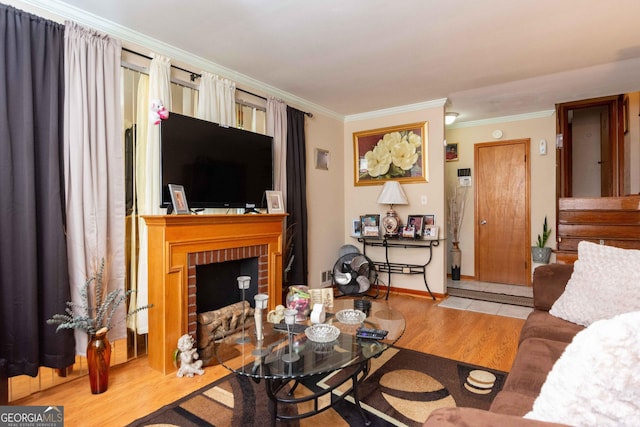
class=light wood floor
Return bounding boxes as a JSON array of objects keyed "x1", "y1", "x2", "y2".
[{"x1": 13, "y1": 294, "x2": 525, "y2": 426}]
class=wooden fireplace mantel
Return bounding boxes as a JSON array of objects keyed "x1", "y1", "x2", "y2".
[{"x1": 143, "y1": 214, "x2": 286, "y2": 374}]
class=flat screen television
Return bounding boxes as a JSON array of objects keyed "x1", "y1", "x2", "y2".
[{"x1": 160, "y1": 113, "x2": 274, "y2": 210}]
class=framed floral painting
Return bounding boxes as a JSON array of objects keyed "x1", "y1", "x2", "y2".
[{"x1": 353, "y1": 122, "x2": 427, "y2": 186}]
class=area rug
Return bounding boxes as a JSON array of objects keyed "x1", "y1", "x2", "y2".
[{"x1": 128, "y1": 347, "x2": 506, "y2": 427}]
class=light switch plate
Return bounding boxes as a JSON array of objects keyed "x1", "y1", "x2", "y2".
[{"x1": 539, "y1": 139, "x2": 547, "y2": 155}]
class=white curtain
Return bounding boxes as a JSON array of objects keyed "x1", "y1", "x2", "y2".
[
  {"x1": 197, "y1": 71, "x2": 236, "y2": 126},
  {"x1": 267, "y1": 97, "x2": 288, "y2": 206},
  {"x1": 63, "y1": 22, "x2": 124, "y2": 354},
  {"x1": 135, "y1": 55, "x2": 172, "y2": 333}
]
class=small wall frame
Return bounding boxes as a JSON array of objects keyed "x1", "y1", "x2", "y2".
[{"x1": 315, "y1": 148, "x2": 330, "y2": 170}]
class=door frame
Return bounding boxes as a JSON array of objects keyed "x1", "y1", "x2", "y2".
[
  {"x1": 556, "y1": 95, "x2": 624, "y2": 198},
  {"x1": 474, "y1": 139, "x2": 531, "y2": 285}
]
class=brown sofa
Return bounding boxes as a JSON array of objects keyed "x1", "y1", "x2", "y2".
[{"x1": 424, "y1": 263, "x2": 582, "y2": 427}]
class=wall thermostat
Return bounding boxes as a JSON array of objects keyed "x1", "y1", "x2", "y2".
[{"x1": 457, "y1": 168, "x2": 472, "y2": 186}]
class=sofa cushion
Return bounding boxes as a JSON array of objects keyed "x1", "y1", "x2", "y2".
[
  {"x1": 531, "y1": 263, "x2": 574, "y2": 311},
  {"x1": 493, "y1": 338, "x2": 568, "y2": 416},
  {"x1": 525, "y1": 311, "x2": 640, "y2": 427},
  {"x1": 549, "y1": 241, "x2": 640, "y2": 326},
  {"x1": 518, "y1": 310, "x2": 584, "y2": 345}
]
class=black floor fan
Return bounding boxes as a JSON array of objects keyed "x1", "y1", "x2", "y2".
[{"x1": 332, "y1": 248, "x2": 379, "y2": 298}]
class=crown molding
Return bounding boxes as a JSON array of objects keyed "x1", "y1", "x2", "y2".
[
  {"x1": 449, "y1": 109, "x2": 556, "y2": 129},
  {"x1": 344, "y1": 98, "x2": 448, "y2": 122},
  {"x1": 18, "y1": 0, "x2": 344, "y2": 121}
]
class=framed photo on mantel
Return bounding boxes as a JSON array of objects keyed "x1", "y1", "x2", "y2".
[{"x1": 168, "y1": 184, "x2": 190, "y2": 214}]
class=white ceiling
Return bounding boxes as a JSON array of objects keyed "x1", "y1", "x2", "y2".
[{"x1": 25, "y1": 0, "x2": 640, "y2": 122}]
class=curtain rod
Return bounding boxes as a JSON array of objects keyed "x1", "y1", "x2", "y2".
[{"x1": 122, "y1": 47, "x2": 313, "y2": 117}]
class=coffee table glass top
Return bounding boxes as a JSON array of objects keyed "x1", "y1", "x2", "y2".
[{"x1": 214, "y1": 299, "x2": 405, "y2": 379}]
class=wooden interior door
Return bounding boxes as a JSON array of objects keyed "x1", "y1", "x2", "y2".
[{"x1": 475, "y1": 139, "x2": 530, "y2": 285}]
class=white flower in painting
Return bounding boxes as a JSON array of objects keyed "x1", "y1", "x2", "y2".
[
  {"x1": 379, "y1": 132, "x2": 402, "y2": 151},
  {"x1": 364, "y1": 144, "x2": 392, "y2": 177},
  {"x1": 391, "y1": 138, "x2": 418, "y2": 170},
  {"x1": 408, "y1": 132, "x2": 421, "y2": 148}
]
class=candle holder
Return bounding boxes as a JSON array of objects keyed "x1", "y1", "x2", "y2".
[
  {"x1": 252, "y1": 293, "x2": 269, "y2": 357},
  {"x1": 281, "y1": 308, "x2": 300, "y2": 363},
  {"x1": 236, "y1": 276, "x2": 251, "y2": 344}
]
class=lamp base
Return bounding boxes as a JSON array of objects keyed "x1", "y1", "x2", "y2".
[{"x1": 381, "y1": 209, "x2": 401, "y2": 236}]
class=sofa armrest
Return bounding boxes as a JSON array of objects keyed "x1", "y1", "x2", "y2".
[
  {"x1": 423, "y1": 407, "x2": 571, "y2": 427},
  {"x1": 531, "y1": 263, "x2": 574, "y2": 311}
]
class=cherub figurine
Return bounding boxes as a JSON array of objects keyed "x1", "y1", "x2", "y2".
[{"x1": 176, "y1": 334, "x2": 204, "y2": 378}]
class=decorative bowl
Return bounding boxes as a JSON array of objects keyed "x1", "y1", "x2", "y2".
[
  {"x1": 304, "y1": 324, "x2": 340, "y2": 343},
  {"x1": 335, "y1": 309, "x2": 366, "y2": 325}
]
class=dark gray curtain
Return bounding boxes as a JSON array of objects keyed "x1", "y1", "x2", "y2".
[
  {"x1": 0, "y1": 4, "x2": 74, "y2": 377},
  {"x1": 286, "y1": 107, "x2": 308, "y2": 284}
]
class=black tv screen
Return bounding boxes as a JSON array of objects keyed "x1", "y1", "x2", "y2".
[{"x1": 160, "y1": 113, "x2": 273, "y2": 209}]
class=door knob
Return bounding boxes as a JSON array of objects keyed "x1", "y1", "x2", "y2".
[{"x1": 480, "y1": 220, "x2": 487, "y2": 225}]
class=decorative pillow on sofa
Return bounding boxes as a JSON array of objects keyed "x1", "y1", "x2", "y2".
[
  {"x1": 549, "y1": 241, "x2": 640, "y2": 326},
  {"x1": 524, "y1": 311, "x2": 640, "y2": 427}
]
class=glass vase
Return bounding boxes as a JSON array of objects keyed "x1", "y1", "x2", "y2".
[
  {"x1": 286, "y1": 285, "x2": 311, "y2": 321},
  {"x1": 86, "y1": 327, "x2": 111, "y2": 394}
]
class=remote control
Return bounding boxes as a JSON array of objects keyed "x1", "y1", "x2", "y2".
[{"x1": 356, "y1": 327, "x2": 388, "y2": 340}]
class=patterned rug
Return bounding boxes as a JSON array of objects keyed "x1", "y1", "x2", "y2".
[{"x1": 128, "y1": 347, "x2": 506, "y2": 427}]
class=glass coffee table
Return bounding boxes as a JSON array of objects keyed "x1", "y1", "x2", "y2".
[{"x1": 214, "y1": 298, "x2": 405, "y2": 425}]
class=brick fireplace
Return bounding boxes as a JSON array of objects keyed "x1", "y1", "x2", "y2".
[{"x1": 144, "y1": 214, "x2": 286, "y2": 374}]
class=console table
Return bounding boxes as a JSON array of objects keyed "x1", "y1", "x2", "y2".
[{"x1": 357, "y1": 236, "x2": 440, "y2": 300}]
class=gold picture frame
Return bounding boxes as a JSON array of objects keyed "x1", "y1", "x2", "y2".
[{"x1": 353, "y1": 122, "x2": 427, "y2": 186}]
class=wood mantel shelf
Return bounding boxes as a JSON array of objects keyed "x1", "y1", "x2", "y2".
[{"x1": 143, "y1": 214, "x2": 286, "y2": 374}]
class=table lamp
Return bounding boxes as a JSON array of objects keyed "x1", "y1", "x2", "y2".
[{"x1": 376, "y1": 181, "x2": 408, "y2": 236}]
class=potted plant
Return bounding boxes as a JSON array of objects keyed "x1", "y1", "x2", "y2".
[
  {"x1": 531, "y1": 216, "x2": 553, "y2": 264},
  {"x1": 47, "y1": 259, "x2": 152, "y2": 394}
]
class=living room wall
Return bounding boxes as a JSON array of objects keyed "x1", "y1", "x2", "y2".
[
  {"x1": 343, "y1": 103, "x2": 448, "y2": 296},
  {"x1": 445, "y1": 112, "x2": 557, "y2": 278}
]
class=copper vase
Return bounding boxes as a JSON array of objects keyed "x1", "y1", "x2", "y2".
[{"x1": 86, "y1": 327, "x2": 111, "y2": 394}]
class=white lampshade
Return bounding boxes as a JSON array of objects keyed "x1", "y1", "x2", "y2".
[
  {"x1": 377, "y1": 181, "x2": 408, "y2": 206},
  {"x1": 254, "y1": 293, "x2": 268, "y2": 309},
  {"x1": 237, "y1": 276, "x2": 251, "y2": 290}
]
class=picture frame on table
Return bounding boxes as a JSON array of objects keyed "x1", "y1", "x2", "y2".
[
  {"x1": 406, "y1": 215, "x2": 424, "y2": 237},
  {"x1": 353, "y1": 122, "x2": 427, "y2": 186},
  {"x1": 351, "y1": 218, "x2": 362, "y2": 237},
  {"x1": 265, "y1": 191, "x2": 284, "y2": 214},
  {"x1": 423, "y1": 214, "x2": 435, "y2": 226},
  {"x1": 360, "y1": 214, "x2": 381, "y2": 237},
  {"x1": 422, "y1": 225, "x2": 439, "y2": 240},
  {"x1": 401, "y1": 225, "x2": 416, "y2": 239},
  {"x1": 168, "y1": 184, "x2": 190, "y2": 214}
]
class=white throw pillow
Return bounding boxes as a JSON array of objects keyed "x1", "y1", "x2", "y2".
[
  {"x1": 549, "y1": 241, "x2": 640, "y2": 326},
  {"x1": 525, "y1": 311, "x2": 640, "y2": 427}
]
